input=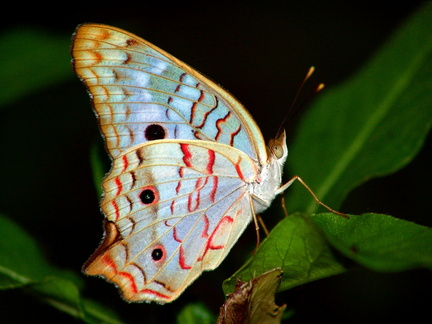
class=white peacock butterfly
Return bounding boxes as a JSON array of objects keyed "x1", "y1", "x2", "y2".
[{"x1": 71, "y1": 23, "x2": 344, "y2": 304}]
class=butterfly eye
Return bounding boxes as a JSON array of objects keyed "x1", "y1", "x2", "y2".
[
  {"x1": 145, "y1": 124, "x2": 166, "y2": 140},
  {"x1": 272, "y1": 144, "x2": 284, "y2": 159},
  {"x1": 139, "y1": 188, "x2": 157, "y2": 204}
]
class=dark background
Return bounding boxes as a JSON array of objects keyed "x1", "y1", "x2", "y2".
[{"x1": 1, "y1": 1, "x2": 430, "y2": 322}]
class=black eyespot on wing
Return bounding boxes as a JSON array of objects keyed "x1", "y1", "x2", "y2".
[
  {"x1": 145, "y1": 124, "x2": 166, "y2": 140},
  {"x1": 152, "y1": 248, "x2": 164, "y2": 261},
  {"x1": 140, "y1": 189, "x2": 155, "y2": 204}
]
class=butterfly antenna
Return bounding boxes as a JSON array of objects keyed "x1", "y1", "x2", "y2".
[{"x1": 276, "y1": 66, "x2": 324, "y2": 138}]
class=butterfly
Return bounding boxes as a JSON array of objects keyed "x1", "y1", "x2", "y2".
[{"x1": 71, "y1": 23, "x2": 339, "y2": 304}]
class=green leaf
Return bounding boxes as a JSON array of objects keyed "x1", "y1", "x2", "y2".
[
  {"x1": 177, "y1": 302, "x2": 215, "y2": 324},
  {"x1": 224, "y1": 211, "x2": 432, "y2": 296},
  {"x1": 311, "y1": 213, "x2": 432, "y2": 272},
  {"x1": 285, "y1": 3, "x2": 432, "y2": 214},
  {"x1": 0, "y1": 28, "x2": 72, "y2": 106},
  {"x1": 0, "y1": 214, "x2": 77, "y2": 288},
  {"x1": 223, "y1": 213, "x2": 346, "y2": 294},
  {"x1": 0, "y1": 214, "x2": 123, "y2": 324}
]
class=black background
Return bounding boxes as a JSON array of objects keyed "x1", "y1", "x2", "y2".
[{"x1": 0, "y1": 1, "x2": 430, "y2": 323}]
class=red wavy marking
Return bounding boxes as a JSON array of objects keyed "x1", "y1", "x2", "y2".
[
  {"x1": 215, "y1": 111, "x2": 231, "y2": 141},
  {"x1": 173, "y1": 224, "x2": 192, "y2": 269},
  {"x1": 210, "y1": 176, "x2": 218, "y2": 203},
  {"x1": 173, "y1": 227, "x2": 193, "y2": 268},
  {"x1": 179, "y1": 72, "x2": 186, "y2": 83},
  {"x1": 190, "y1": 90, "x2": 205, "y2": 124},
  {"x1": 100, "y1": 252, "x2": 172, "y2": 301},
  {"x1": 214, "y1": 111, "x2": 242, "y2": 146},
  {"x1": 175, "y1": 179, "x2": 182, "y2": 194},
  {"x1": 230, "y1": 125, "x2": 242, "y2": 146},
  {"x1": 195, "y1": 97, "x2": 219, "y2": 129},
  {"x1": 101, "y1": 254, "x2": 117, "y2": 271},
  {"x1": 140, "y1": 289, "x2": 171, "y2": 300},
  {"x1": 198, "y1": 215, "x2": 234, "y2": 261},
  {"x1": 180, "y1": 144, "x2": 192, "y2": 168},
  {"x1": 115, "y1": 177, "x2": 122, "y2": 196},
  {"x1": 174, "y1": 73, "x2": 186, "y2": 93},
  {"x1": 170, "y1": 200, "x2": 175, "y2": 214},
  {"x1": 101, "y1": 255, "x2": 139, "y2": 295},
  {"x1": 235, "y1": 157, "x2": 245, "y2": 181},
  {"x1": 187, "y1": 177, "x2": 209, "y2": 212},
  {"x1": 194, "y1": 106, "x2": 216, "y2": 128},
  {"x1": 177, "y1": 215, "x2": 211, "y2": 264},
  {"x1": 121, "y1": 155, "x2": 129, "y2": 172},
  {"x1": 118, "y1": 271, "x2": 138, "y2": 295},
  {"x1": 111, "y1": 200, "x2": 120, "y2": 221},
  {"x1": 208, "y1": 216, "x2": 234, "y2": 249},
  {"x1": 179, "y1": 166, "x2": 185, "y2": 178},
  {"x1": 187, "y1": 178, "x2": 201, "y2": 212},
  {"x1": 206, "y1": 149, "x2": 215, "y2": 174},
  {"x1": 201, "y1": 214, "x2": 210, "y2": 238},
  {"x1": 181, "y1": 145, "x2": 215, "y2": 175},
  {"x1": 173, "y1": 226, "x2": 182, "y2": 243},
  {"x1": 179, "y1": 246, "x2": 192, "y2": 270}
]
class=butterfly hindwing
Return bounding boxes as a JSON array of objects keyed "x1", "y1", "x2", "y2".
[{"x1": 83, "y1": 140, "x2": 258, "y2": 302}]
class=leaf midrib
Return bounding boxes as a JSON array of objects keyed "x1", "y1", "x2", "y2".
[{"x1": 307, "y1": 45, "x2": 431, "y2": 214}]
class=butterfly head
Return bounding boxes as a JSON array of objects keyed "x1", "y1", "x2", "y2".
[
  {"x1": 252, "y1": 130, "x2": 288, "y2": 213},
  {"x1": 268, "y1": 130, "x2": 288, "y2": 166}
]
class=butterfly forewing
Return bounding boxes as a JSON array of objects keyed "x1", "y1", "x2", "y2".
[{"x1": 72, "y1": 24, "x2": 267, "y2": 162}]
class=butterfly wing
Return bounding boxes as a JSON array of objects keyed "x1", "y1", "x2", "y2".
[
  {"x1": 83, "y1": 140, "x2": 258, "y2": 303},
  {"x1": 72, "y1": 24, "x2": 267, "y2": 162}
]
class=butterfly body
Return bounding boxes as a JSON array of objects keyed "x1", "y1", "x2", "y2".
[{"x1": 72, "y1": 24, "x2": 287, "y2": 303}]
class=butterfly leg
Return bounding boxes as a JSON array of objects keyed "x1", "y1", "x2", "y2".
[
  {"x1": 280, "y1": 196, "x2": 289, "y2": 218},
  {"x1": 257, "y1": 215, "x2": 269, "y2": 236},
  {"x1": 249, "y1": 199, "x2": 265, "y2": 253},
  {"x1": 276, "y1": 175, "x2": 349, "y2": 218}
]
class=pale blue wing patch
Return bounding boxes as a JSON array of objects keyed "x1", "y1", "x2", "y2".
[{"x1": 72, "y1": 24, "x2": 259, "y2": 160}]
